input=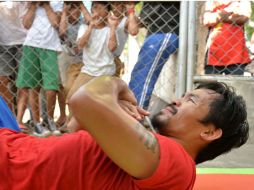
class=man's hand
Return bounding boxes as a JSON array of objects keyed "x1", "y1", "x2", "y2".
[
  {"x1": 69, "y1": 76, "x2": 159, "y2": 179},
  {"x1": 118, "y1": 100, "x2": 149, "y2": 121}
]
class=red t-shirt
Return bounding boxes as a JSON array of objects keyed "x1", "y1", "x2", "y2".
[
  {"x1": 207, "y1": 2, "x2": 251, "y2": 66},
  {"x1": 0, "y1": 128, "x2": 195, "y2": 190}
]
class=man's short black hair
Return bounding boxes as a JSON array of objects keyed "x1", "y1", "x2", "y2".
[{"x1": 195, "y1": 81, "x2": 249, "y2": 164}]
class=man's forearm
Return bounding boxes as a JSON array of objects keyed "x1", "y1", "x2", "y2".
[{"x1": 69, "y1": 76, "x2": 159, "y2": 179}]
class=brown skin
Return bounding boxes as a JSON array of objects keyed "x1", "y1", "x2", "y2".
[
  {"x1": 69, "y1": 76, "x2": 223, "y2": 179},
  {"x1": 153, "y1": 89, "x2": 222, "y2": 159},
  {"x1": 16, "y1": 88, "x2": 29, "y2": 124},
  {"x1": 77, "y1": 3, "x2": 117, "y2": 52},
  {"x1": 110, "y1": 1, "x2": 139, "y2": 35},
  {"x1": 0, "y1": 76, "x2": 15, "y2": 113},
  {"x1": 202, "y1": 1, "x2": 251, "y2": 27}
]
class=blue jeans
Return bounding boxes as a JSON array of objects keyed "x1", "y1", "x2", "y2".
[{"x1": 129, "y1": 33, "x2": 179, "y2": 109}]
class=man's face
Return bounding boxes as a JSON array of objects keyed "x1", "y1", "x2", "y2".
[{"x1": 152, "y1": 88, "x2": 219, "y2": 139}]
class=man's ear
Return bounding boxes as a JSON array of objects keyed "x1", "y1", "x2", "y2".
[{"x1": 200, "y1": 125, "x2": 222, "y2": 142}]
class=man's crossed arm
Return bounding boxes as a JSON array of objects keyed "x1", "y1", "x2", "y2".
[{"x1": 69, "y1": 76, "x2": 160, "y2": 179}]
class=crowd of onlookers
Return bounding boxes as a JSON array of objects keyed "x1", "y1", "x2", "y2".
[
  {"x1": 0, "y1": 1, "x2": 141, "y2": 137},
  {"x1": 0, "y1": 1, "x2": 253, "y2": 137}
]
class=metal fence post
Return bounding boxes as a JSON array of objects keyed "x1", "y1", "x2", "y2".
[
  {"x1": 176, "y1": 1, "x2": 188, "y2": 97},
  {"x1": 187, "y1": 1, "x2": 197, "y2": 91}
]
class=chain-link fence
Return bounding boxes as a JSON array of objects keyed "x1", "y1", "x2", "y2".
[
  {"x1": 0, "y1": 1, "x2": 253, "y2": 153},
  {"x1": 196, "y1": 1, "x2": 254, "y2": 76},
  {"x1": 194, "y1": 1, "x2": 254, "y2": 169},
  {"x1": 0, "y1": 1, "x2": 181, "y2": 136}
]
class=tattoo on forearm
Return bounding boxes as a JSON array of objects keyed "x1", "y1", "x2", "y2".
[{"x1": 134, "y1": 122, "x2": 157, "y2": 153}]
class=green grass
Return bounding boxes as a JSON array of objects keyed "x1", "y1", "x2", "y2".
[{"x1": 196, "y1": 168, "x2": 254, "y2": 174}]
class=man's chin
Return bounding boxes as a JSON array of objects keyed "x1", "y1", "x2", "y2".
[{"x1": 151, "y1": 113, "x2": 168, "y2": 131}]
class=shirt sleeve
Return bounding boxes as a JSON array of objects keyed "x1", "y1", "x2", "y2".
[{"x1": 134, "y1": 134, "x2": 196, "y2": 190}]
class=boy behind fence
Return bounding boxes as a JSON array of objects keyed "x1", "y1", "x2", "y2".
[
  {"x1": 66, "y1": 1, "x2": 118, "y2": 101},
  {"x1": 16, "y1": 1, "x2": 62, "y2": 136}
]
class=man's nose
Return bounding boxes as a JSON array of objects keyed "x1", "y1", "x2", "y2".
[{"x1": 172, "y1": 98, "x2": 182, "y2": 107}]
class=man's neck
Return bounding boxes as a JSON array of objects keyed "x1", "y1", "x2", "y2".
[{"x1": 171, "y1": 137, "x2": 198, "y2": 162}]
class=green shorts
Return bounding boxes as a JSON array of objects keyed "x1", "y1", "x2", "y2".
[{"x1": 16, "y1": 46, "x2": 59, "y2": 91}]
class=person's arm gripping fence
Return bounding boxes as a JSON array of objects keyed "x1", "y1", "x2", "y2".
[
  {"x1": 77, "y1": 22, "x2": 93, "y2": 50},
  {"x1": 22, "y1": 2, "x2": 37, "y2": 29},
  {"x1": 125, "y1": 2, "x2": 139, "y2": 36},
  {"x1": 43, "y1": 3, "x2": 60, "y2": 29},
  {"x1": 108, "y1": 15, "x2": 118, "y2": 52},
  {"x1": 59, "y1": 3, "x2": 69, "y2": 38}
]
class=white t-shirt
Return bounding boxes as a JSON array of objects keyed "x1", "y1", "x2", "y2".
[
  {"x1": 113, "y1": 16, "x2": 128, "y2": 57},
  {"x1": 77, "y1": 24, "x2": 115, "y2": 76},
  {"x1": 23, "y1": 2, "x2": 62, "y2": 51},
  {"x1": 0, "y1": 2, "x2": 27, "y2": 46}
]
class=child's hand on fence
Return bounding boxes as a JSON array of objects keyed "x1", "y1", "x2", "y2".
[
  {"x1": 108, "y1": 15, "x2": 119, "y2": 28},
  {"x1": 63, "y1": 3, "x2": 71, "y2": 13},
  {"x1": 125, "y1": 2, "x2": 135, "y2": 15}
]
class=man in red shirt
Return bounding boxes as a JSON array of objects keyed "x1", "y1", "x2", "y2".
[{"x1": 0, "y1": 76, "x2": 249, "y2": 189}]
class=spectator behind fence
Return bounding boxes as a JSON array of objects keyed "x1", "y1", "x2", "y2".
[
  {"x1": 0, "y1": 96, "x2": 20, "y2": 132},
  {"x1": 66, "y1": 1, "x2": 117, "y2": 101},
  {"x1": 244, "y1": 1, "x2": 254, "y2": 75},
  {"x1": 0, "y1": 2, "x2": 27, "y2": 114},
  {"x1": 203, "y1": 0, "x2": 251, "y2": 75},
  {"x1": 110, "y1": 1, "x2": 139, "y2": 77},
  {"x1": 129, "y1": 2, "x2": 180, "y2": 110},
  {"x1": 16, "y1": 1, "x2": 62, "y2": 137},
  {"x1": 0, "y1": 76, "x2": 249, "y2": 189},
  {"x1": 56, "y1": 1, "x2": 91, "y2": 129}
]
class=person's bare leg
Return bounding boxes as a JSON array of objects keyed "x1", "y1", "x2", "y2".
[
  {"x1": 0, "y1": 76, "x2": 14, "y2": 113},
  {"x1": 46, "y1": 89, "x2": 57, "y2": 119},
  {"x1": 16, "y1": 88, "x2": 29, "y2": 124},
  {"x1": 56, "y1": 85, "x2": 67, "y2": 127},
  {"x1": 29, "y1": 88, "x2": 40, "y2": 123},
  {"x1": 46, "y1": 89, "x2": 61, "y2": 135}
]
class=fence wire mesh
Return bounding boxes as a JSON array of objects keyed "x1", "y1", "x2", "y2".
[
  {"x1": 1, "y1": 1, "x2": 253, "y2": 137},
  {"x1": 196, "y1": 1, "x2": 254, "y2": 76}
]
